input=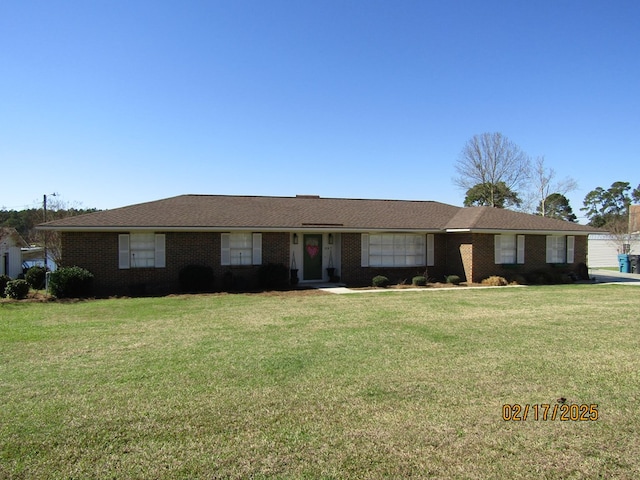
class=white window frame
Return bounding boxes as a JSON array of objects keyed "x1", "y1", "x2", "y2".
[
  {"x1": 118, "y1": 233, "x2": 166, "y2": 269},
  {"x1": 494, "y1": 234, "x2": 525, "y2": 264},
  {"x1": 361, "y1": 233, "x2": 428, "y2": 267},
  {"x1": 546, "y1": 235, "x2": 575, "y2": 264},
  {"x1": 221, "y1": 233, "x2": 262, "y2": 266}
]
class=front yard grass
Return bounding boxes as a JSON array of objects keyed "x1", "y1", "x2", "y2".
[{"x1": 1, "y1": 285, "x2": 639, "y2": 479}]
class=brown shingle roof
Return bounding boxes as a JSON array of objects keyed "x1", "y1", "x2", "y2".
[
  {"x1": 39, "y1": 194, "x2": 461, "y2": 231},
  {"x1": 445, "y1": 206, "x2": 598, "y2": 233},
  {"x1": 39, "y1": 194, "x2": 600, "y2": 234}
]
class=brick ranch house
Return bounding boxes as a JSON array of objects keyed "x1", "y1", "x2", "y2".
[{"x1": 39, "y1": 194, "x2": 599, "y2": 296}]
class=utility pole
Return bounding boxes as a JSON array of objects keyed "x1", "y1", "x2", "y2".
[{"x1": 43, "y1": 193, "x2": 57, "y2": 271}]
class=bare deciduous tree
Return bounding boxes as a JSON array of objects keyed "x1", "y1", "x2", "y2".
[
  {"x1": 531, "y1": 156, "x2": 578, "y2": 217},
  {"x1": 454, "y1": 132, "x2": 530, "y2": 208},
  {"x1": 606, "y1": 215, "x2": 635, "y2": 254},
  {"x1": 35, "y1": 197, "x2": 97, "y2": 267}
]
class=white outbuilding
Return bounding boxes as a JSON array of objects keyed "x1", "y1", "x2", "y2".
[
  {"x1": 588, "y1": 233, "x2": 640, "y2": 268},
  {"x1": 0, "y1": 227, "x2": 28, "y2": 278}
]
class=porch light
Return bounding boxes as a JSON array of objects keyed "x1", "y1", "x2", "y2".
[
  {"x1": 293, "y1": 233, "x2": 298, "y2": 244},
  {"x1": 328, "y1": 233, "x2": 334, "y2": 244}
]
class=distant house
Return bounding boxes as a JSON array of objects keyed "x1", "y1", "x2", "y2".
[
  {"x1": 0, "y1": 227, "x2": 28, "y2": 278},
  {"x1": 587, "y1": 205, "x2": 640, "y2": 267},
  {"x1": 588, "y1": 234, "x2": 640, "y2": 267},
  {"x1": 39, "y1": 194, "x2": 600, "y2": 296},
  {"x1": 20, "y1": 245, "x2": 58, "y2": 271}
]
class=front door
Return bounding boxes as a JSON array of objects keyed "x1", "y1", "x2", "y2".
[{"x1": 303, "y1": 234, "x2": 323, "y2": 280}]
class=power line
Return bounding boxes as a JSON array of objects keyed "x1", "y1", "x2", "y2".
[{"x1": 0, "y1": 202, "x2": 43, "y2": 210}]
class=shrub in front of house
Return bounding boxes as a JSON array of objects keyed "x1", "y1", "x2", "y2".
[
  {"x1": 412, "y1": 275, "x2": 427, "y2": 286},
  {"x1": 179, "y1": 265, "x2": 215, "y2": 293},
  {"x1": 575, "y1": 262, "x2": 589, "y2": 281},
  {"x1": 25, "y1": 266, "x2": 47, "y2": 290},
  {"x1": 481, "y1": 276, "x2": 508, "y2": 286},
  {"x1": 5, "y1": 279, "x2": 30, "y2": 300},
  {"x1": 49, "y1": 266, "x2": 94, "y2": 298},
  {"x1": 372, "y1": 275, "x2": 390, "y2": 288},
  {"x1": 560, "y1": 273, "x2": 575, "y2": 284},
  {"x1": 525, "y1": 270, "x2": 550, "y2": 285},
  {"x1": 257, "y1": 263, "x2": 289, "y2": 290},
  {"x1": 221, "y1": 271, "x2": 234, "y2": 291},
  {"x1": 509, "y1": 274, "x2": 528, "y2": 285},
  {"x1": 0, "y1": 274, "x2": 11, "y2": 298},
  {"x1": 445, "y1": 275, "x2": 461, "y2": 285}
]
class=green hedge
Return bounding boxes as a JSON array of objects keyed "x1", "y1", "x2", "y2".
[
  {"x1": 49, "y1": 266, "x2": 94, "y2": 298},
  {"x1": 5, "y1": 279, "x2": 30, "y2": 300},
  {"x1": 25, "y1": 266, "x2": 47, "y2": 290},
  {"x1": 445, "y1": 275, "x2": 461, "y2": 285},
  {"x1": 372, "y1": 275, "x2": 390, "y2": 288},
  {"x1": 412, "y1": 275, "x2": 427, "y2": 286},
  {"x1": 257, "y1": 263, "x2": 289, "y2": 289},
  {"x1": 179, "y1": 265, "x2": 215, "y2": 293},
  {"x1": 0, "y1": 275, "x2": 10, "y2": 298}
]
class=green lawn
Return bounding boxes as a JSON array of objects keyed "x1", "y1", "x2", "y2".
[{"x1": 1, "y1": 285, "x2": 639, "y2": 479}]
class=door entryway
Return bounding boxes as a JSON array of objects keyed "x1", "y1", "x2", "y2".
[{"x1": 303, "y1": 234, "x2": 323, "y2": 280}]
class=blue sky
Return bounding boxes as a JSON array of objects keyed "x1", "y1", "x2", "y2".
[{"x1": 1, "y1": 0, "x2": 638, "y2": 222}]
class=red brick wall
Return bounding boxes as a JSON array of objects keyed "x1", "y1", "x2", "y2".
[
  {"x1": 61, "y1": 232, "x2": 123, "y2": 295},
  {"x1": 469, "y1": 233, "x2": 589, "y2": 283},
  {"x1": 445, "y1": 233, "x2": 472, "y2": 282},
  {"x1": 340, "y1": 233, "x2": 364, "y2": 285},
  {"x1": 60, "y1": 231, "x2": 289, "y2": 296},
  {"x1": 60, "y1": 231, "x2": 589, "y2": 294},
  {"x1": 444, "y1": 233, "x2": 589, "y2": 283},
  {"x1": 470, "y1": 233, "x2": 493, "y2": 282},
  {"x1": 430, "y1": 234, "x2": 448, "y2": 282},
  {"x1": 340, "y1": 233, "x2": 448, "y2": 286},
  {"x1": 576, "y1": 235, "x2": 588, "y2": 266},
  {"x1": 219, "y1": 232, "x2": 290, "y2": 291}
]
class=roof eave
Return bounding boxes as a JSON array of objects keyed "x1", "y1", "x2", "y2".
[
  {"x1": 38, "y1": 225, "x2": 446, "y2": 233},
  {"x1": 446, "y1": 228, "x2": 596, "y2": 235}
]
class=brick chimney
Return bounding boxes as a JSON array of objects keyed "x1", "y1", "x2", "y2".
[{"x1": 630, "y1": 205, "x2": 640, "y2": 233}]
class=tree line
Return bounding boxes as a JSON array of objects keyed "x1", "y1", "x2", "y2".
[
  {"x1": 453, "y1": 132, "x2": 639, "y2": 228},
  {"x1": 1, "y1": 201, "x2": 99, "y2": 267},
  {"x1": 1, "y1": 206, "x2": 98, "y2": 244},
  {"x1": 3, "y1": 137, "x2": 638, "y2": 254}
]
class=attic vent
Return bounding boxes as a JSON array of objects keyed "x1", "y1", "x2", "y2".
[{"x1": 296, "y1": 194, "x2": 320, "y2": 199}]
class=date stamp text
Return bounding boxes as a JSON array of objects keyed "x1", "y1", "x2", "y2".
[{"x1": 502, "y1": 404, "x2": 599, "y2": 421}]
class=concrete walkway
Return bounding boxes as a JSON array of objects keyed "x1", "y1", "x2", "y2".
[
  {"x1": 310, "y1": 269, "x2": 640, "y2": 294},
  {"x1": 588, "y1": 268, "x2": 640, "y2": 285},
  {"x1": 312, "y1": 283, "x2": 526, "y2": 295}
]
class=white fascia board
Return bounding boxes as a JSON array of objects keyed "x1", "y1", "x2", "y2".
[
  {"x1": 37, "y1": 226, "x2": 290, "y2": 232},
  {"x1": 447, "y1": 228, "x2": 592, "y2": 236},
  {"x1": 39, "y1": 226, "x2": 445, "y2": 233},
  {"x1": 41, "y1": 225, "x2": 592, "y2": 236}
]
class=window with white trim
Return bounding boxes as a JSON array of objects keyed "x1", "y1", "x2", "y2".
[
  {"x1": 361, "y1": 233, "x2": 430, "y2": 267},
  {"x1": 494, "y1": 234, "x2": 525, "y2": 264},
  {"x1": 546, "y1": 235, "x2": 575, "y2": 263},
  {"x1": 221, "y1": 233, "x2": 262, "y2": 266},
  {"x1": 118, "y1": 233, "x2": 166, "y2": 269}
]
